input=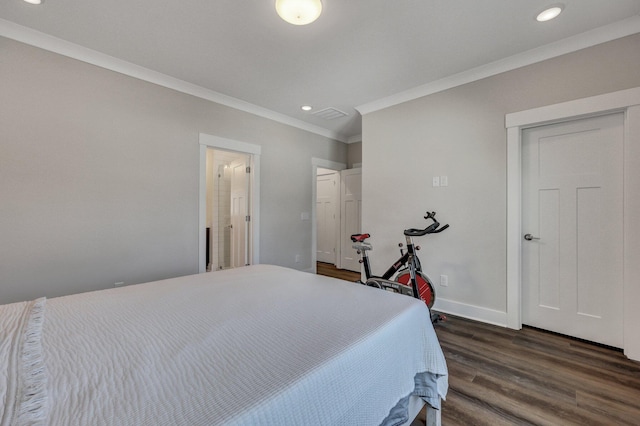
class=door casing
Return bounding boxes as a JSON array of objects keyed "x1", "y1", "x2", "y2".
[{"x1": 505, "y1": 87, "x2": 640, "y2": 360}]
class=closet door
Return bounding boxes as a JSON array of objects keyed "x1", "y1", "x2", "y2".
[
  {"x1": 317, "y1": 170, "x2": 338, "y2": 264},
  {"x1": 339, "y1": 168, "x2": 362, "y2": 272}
]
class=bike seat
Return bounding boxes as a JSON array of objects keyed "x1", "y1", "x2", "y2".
[{"x1": 350, "y1": 233, "x2": 370, "y2": 242}]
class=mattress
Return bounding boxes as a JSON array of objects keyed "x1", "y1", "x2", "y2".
[{"x1": 0, "y1": 264, "x2": 447, "y2": 425}]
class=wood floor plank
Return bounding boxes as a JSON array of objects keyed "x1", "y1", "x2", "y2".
[
  {"x1": 577, "y1": 390, "x2": 640, "y2": 425},
  {"x1": 442, "y1": 387, "x2": 529, "y2": 426},
  {"x1": 471, "y1": 373, "x2": 614, "y2": 425},
  {"x1": 446, "y1": 375, "x2": 553, "y2": 425}
]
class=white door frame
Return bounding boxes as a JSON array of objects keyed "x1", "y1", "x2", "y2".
[
  {"x1": 199, "y1": 133, "x2": 261, "y2": 273},
  {"x1": 505, "y1": 87, "x2": 640, "y2": 360},
  {"x1": 311, "y1": 158, "x2": 347, "y2": 273}
]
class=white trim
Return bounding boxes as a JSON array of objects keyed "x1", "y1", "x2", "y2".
[
  {"x1": 505, "y1": 126, "x2": 522, "y2": 330},
  {"x1": 357, "y1": 16, "x2": 640, "y2": 116},
  {"x1": 505, "y1": 86, "x2": 640, "y2": 361},
  {"x1": 311, "y1": 158, "x2": 347, "y2": 273},
  {"x1": 434, "y1": 298, "x2": 508, "y2": 328},
  {"x1": 347, "y1": 134, "x2": 362, "y2": 144},
  {"x1": 199, "y1": 144, "x2": 208, "y2": 273},
  {"x1": 199, "y1": 133, "x2": 262, "y2": 156},
  {"x1": 506, "y1": 87, "x2": 640, "y2": 128},
  {"x1": 0, "y1": 19, "x2": 347, "y2": 143},
  {"x1": 623, "y1": 105, "x2": 640, "y2": 361},
  {"x1": 199, "y1": 133, "x2": 261, "y2": 273}
]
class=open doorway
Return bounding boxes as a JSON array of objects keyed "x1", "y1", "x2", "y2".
[
  {"x1": 205, "y1": 149, "x2": 250, "y2": 271},
  {"x1": 199, "y1": 133, "x2": 261, "y2": 273}
]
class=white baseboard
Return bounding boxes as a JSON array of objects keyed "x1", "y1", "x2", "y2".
[{"x1": 433, "y1": 298, "x2": 508, "y2": 328}]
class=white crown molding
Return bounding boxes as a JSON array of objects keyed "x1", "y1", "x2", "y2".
[
  {"x1": 356, "y1": 15, "x2": 640, "y2": 116},
  {"x1": 0, "y1": 18, "x2": 348, "y2": 144},
  {"x1": 346, "y1": 134, "x2": 362, "y2": 144}
]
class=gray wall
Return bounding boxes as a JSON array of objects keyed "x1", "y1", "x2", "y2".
[
  {"x1": 362, "y1": 34, "x2": 640, "y2": 317},
  {"x1": 347, "y1": 142, "x2": 362, "y2": 167},
  {"x1": 0, "y1": 37, "x2": 347, "y2": 304}
]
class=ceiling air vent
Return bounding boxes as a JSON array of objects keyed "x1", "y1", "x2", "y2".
[{"x1": 312, "y1": 107, "x2": 349, "y2": 120}]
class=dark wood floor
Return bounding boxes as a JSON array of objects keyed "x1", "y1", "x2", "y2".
[
  {"x1": 317, "y1": 263, "x2": 640, "y2": 425},
  {"x1": 436, "y1": 315, "x2": 640, "y2": 425},
  {"x1": 316, "y1": 261, "x2": 361, "y2": 282}
]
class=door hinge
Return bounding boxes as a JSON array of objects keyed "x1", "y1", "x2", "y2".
[
  {"x1": 246, "y1": 166, "x2": 251, "y2": 173},
  {"x1": 246, "y1": 215, "x2": 251, "y2": 222}
]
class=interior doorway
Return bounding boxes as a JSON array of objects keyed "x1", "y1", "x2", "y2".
[
  {"x1": 311, "y1": 158, "x2": 346, "y2": 273},
  {"x1": 206, "y1": 148, "x2": 250, "y2": 271},
  {"x1": 199, "y1": 133, "x2": 261, "y2": 273},
  {"x1": 316, "y1": 167, "x2": 339, "y2": 265}
]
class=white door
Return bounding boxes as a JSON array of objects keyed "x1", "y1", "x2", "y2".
[
  {"x1": 230, "y1": 159, "x2": 249, "y2": 267},
  {"x1": 339, "y1": 168, "x2": 362, "y2": 272},
  {"x1": 522, "y1": 113, "x2": 624, "y2": 347},
  {"x1": 317, "y1": 170, "x2": 338, "y2": 264}
]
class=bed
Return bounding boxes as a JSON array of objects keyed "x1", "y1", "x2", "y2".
[{"x1": 1, "y1": 264, "x2": 448, "y2": 426}]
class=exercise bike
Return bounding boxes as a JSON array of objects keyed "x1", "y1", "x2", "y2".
[{"x1": 351, "y1": 211, "x2": 449, "y2": 323}]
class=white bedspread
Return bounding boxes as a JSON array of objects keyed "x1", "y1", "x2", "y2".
[{"x1": 1, "y1": 264, "x2": 447, "y2": 425}]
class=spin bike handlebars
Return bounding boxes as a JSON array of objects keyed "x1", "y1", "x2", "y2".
[{"x1": 403, "y1": 211, "x2": 449, "y2": 237}]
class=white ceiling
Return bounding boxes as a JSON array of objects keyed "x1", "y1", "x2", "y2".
[{"x1": 1, "y1": 0, "x2": 639, "y2": 142}]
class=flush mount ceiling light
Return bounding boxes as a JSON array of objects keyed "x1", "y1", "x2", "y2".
[
  {"x1": 276, "y1": 0, "x2": 323, "y2": 25},
  {"x1": 23, "y1": 0, "x2": 43, "y2": 4},
  {"x1": 301, "y1": 105, "x2": 313, "y2": 111},
  {"x1": 536, "y1": 5, "x2": 564, "y2": 22}
]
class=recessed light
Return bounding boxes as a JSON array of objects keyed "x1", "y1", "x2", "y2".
[
  {"x1": 536, "y1": 5, "x2": 563, "y2": 22},
  {"x1": 301, "y1": 105, "x2": 313, "y2": 111},
  {"x1": 23, "y1": 0, "x2": 43, "y2": 4}
]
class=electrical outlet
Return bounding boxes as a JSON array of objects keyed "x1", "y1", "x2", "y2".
[
  {"x1": 295, "y1": 254, "x2": 301, "y2": 263},
  {"x1": 440, "y1": 275, "x2": 448, "y2": 287},
  {"x1": 114, "y1": 281, "x2": 125, "y2": 287}
]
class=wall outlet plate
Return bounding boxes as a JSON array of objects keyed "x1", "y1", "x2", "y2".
[{"x1": 440, "y1": 275, "x2": 448, "y2": 287}]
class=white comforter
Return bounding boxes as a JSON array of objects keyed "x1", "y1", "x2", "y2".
[{"x1": 1, "y1": 264, "x2": 447, "y2": 425}]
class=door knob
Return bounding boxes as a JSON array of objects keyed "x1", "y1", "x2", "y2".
[{"x1": 524, "y1": 233, "x2": 540, "y2": 241}]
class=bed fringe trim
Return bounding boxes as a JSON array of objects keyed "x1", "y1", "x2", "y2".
[{"x1": 15, "y1": 297, "x2": 47, "y2": 426}]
